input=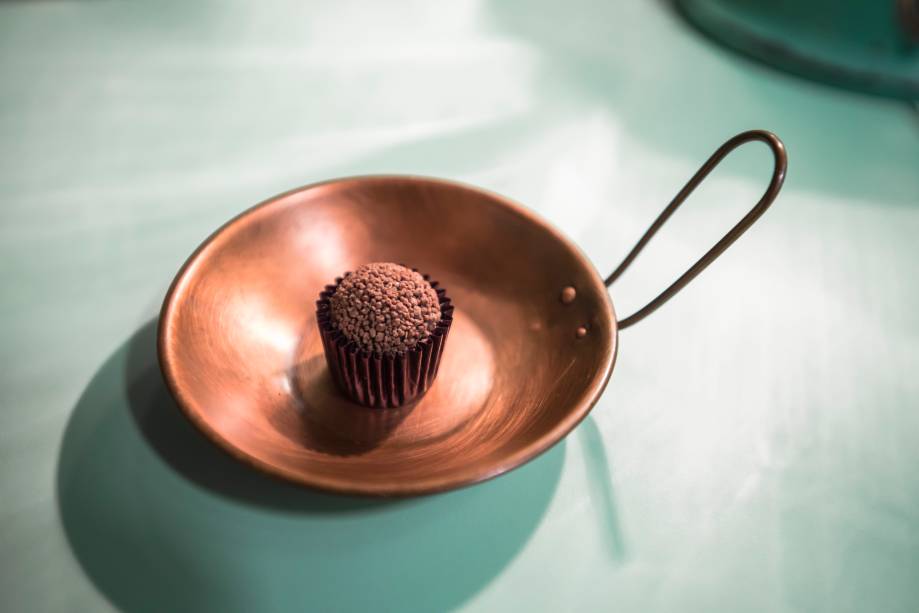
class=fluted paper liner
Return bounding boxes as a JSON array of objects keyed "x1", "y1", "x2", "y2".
[{"x1": 315, "y1": 271, "x2": 453, "y2": 408}]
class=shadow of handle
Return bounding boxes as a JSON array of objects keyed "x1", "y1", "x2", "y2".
[{"x1": 605, "y1": 129, "x2": 787, "y2": 330}]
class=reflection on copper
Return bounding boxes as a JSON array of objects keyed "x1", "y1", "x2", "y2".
[{"x1": 159, "y1": 174, "x2": 616, "y2": 496}]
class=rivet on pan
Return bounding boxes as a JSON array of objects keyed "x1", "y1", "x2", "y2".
[
  {"x1": 576, "y1": 326, "x2": 588, "y2": 338},
  {"x1": 560, "y1": 286, "x2": 576, "y2": 304}
]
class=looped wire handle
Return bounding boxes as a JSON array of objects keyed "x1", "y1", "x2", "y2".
[{"x1": 607, "y1": 130, "x2": 787, "y2": 330}]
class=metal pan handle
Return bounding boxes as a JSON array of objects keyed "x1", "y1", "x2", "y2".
[{"x1": 606, "y1": 130, "x2": 787, "y2": 330}]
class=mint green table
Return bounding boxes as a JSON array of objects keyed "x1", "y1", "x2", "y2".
[{"x1": 2, "y1": 2, "x2": 918, "y2": 612}]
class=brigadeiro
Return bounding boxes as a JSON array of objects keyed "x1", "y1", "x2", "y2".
[{"x1": 315, "y1": 262, "x2": 453, "y2": 408}]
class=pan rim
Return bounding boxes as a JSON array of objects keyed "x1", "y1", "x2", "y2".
[{"x1": 158, "y1": 174, "x2": 618, "y2": 497}]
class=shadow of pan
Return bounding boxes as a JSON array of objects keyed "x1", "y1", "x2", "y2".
[{"x1": 56, "y1": 320, "x2": 565, "y2": 613}]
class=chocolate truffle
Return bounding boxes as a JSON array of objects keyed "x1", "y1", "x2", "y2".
[
  {"x1": 316, "y1": 263, "x2": 453, "y2": 408},
  {"x1": 330, "y1": 262, "x2": 441, "y2": 354}
]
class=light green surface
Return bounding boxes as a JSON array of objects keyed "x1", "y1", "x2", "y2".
[{"x1": 2, "y1": 2, "x2": 919, "y2": 612}]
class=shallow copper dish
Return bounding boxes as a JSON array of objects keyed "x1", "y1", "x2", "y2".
[{"x1": 159, "y1": 130, "x2": 786, "y2": 496}]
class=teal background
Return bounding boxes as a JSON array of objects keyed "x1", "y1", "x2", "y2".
[{"x1": 2, "y1": 1, "x2": 919, "y2": 612}]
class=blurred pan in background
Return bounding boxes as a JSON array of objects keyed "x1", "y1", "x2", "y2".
[{"x1": 675, "y1": 0, "x2": 919, "y2": 100}]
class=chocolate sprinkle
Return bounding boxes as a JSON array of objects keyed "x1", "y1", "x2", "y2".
[{"x1": 330, "y1": 262, "x2": 441, "y2": 354}]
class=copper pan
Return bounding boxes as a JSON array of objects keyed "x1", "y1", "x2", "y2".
[{"x1": 158, "y1": 130, "x2": 786, "y2": 497}]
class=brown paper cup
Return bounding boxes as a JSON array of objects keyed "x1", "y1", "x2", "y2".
[{"x1": 315, "y1": 271, "x2": 453, "y2": 408}]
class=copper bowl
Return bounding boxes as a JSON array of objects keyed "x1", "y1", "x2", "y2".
[{"x1": 158, "y1": 130, "x2": 786, "y2": 497}]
